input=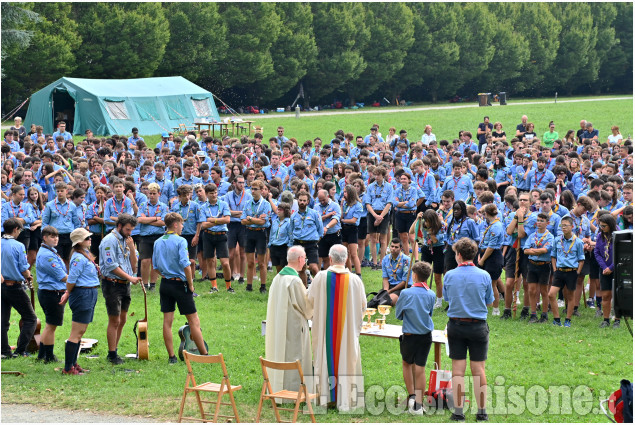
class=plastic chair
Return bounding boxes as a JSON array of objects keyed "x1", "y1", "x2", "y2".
[
  {"x1": 255, "y1": 356, "x2": 317, "y2": 423},
  {"x1": 178, "y1": 351, "x2": 242, "y2": 423}
]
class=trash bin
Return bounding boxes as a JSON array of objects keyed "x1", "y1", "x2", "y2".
[
  {"x1": 478, "y1": 93, "x2": 492, "y2": 107},
  {"x1": 499, "y1": 92, "x2": 507, "y2": 106}
]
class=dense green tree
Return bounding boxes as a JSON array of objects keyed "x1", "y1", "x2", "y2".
[
  {"x1": 601, "y1": 2, "x2": 633, "y2": 92},
  {"x1": 304, "y1": 3, "x2": 370, "y2": 103},
  {"x1": 251, "y1": 2, "x2": 317, "y2": 102},
  {"x1": 585, "y1": 3, "x2": 617, "y2": 93},
  {"x1": 2, "y1": 3, "x2": 79, "y2": 110},
  {"x1": 0, "y1": 3, "x2": 40, "y2": 68},
  {"x1": 155, "y1": 3, "x2": 227, "y2": 90},
  {"x1": 341, "y1": 3, "x2": 414, "y2": 105},
  {"x1": 71, "y1": 3, "x2": 168, "y2": 79}
]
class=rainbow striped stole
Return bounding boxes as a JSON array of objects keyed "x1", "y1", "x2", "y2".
[{"x1": 325, "y1": 271, "x2": 349, "y2": 402}]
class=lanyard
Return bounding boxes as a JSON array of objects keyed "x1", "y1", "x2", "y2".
[
  {"x1": 275, "y1": 218, "x2": 289, "y2": 240},
  {"x1": 251, "y1": 198, "x2": 263, "y2": 217},
  {"x1": 55, "y1": 199, "x2": 70, "y2": 217},
  {"x1": 603, "y1": 233, "x2": 612, "y2": 261},
  {"x1": 233, "y1": 190, "x2": 245, "y2": 207},
  {"x1": 9, "y1": 201, "x2": 22, "y2": 217}
]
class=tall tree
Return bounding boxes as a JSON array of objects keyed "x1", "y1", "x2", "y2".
[
  {"x1": 72, "y1": 3, "x2": 169, "y2": 79},
  {"x1": 0, "y1": 3, "x2": 40, "y2": 73},
  {"x1": 303, "y1": 3, "x2": 370, "y2": 103},
  {"x1": 341, "y1": 3, "x2": 414, "y2": 105},
  {"x1": 2, "y1": 3, "x2": 80, "y2": 110},
  {"x1": 155, "y1": 3, "x2": 227, "y2": 90},
  {"x1": 251, "y1": 2, "x2": 317, "y2": 102},
  {"x1": 584, "y1": 3, "x2": 618, "y2": 93},
  {"x1": 601, "y1": 2, "x2": 633, "y2": 92}
]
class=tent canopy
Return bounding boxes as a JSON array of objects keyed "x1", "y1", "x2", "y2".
[{"x1": 25, "y1": 76, "x2": 220, "y2": 136}]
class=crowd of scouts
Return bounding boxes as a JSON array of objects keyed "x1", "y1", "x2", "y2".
[{"x1": 1, "y1": 114, "x2": 632, "y2": 382}]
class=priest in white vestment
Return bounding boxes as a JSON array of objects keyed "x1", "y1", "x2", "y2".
[
  {"x1": 265, "y1": 245, "x2": 313, "y2": 396},
  {"x1": 307, "y1": 244, "x2": 366, "y2": 412}
]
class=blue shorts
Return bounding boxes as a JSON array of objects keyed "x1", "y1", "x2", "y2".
[{"x1": 69, "y1": 287, "x2": 98, "y2": 324}]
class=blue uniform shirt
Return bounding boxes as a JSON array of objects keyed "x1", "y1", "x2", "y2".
[
  {"x1": 341, "y1": 201, "x2": 364, "y2": 226},
  {"x1": 99, "y1": 230, "x2": 133, "y2": 280},
  {"x1": 149, "y1": 178, "x2": 176, "y2": 205},
  {"x1": 558, "y1": 212, "x2": 591, "y2": 239},
  {"x1": 35, "y1": 245, "x2": 67, "y2": 290},
  {"x1": 269, "y1": 216, "x2": 293, "y2": 247},
  {"x1": 1, "y1": 200, "x2": 35, "y2": 232},
  {"x1": 85, "y1": 201, "x2": 105, "y2": 235},
  {"x1": 524, "y1": 230, "x2": 554, "y2": 262},
  {"x1": 1, "y1": 237, "x2": 30, "y2": 281},
  {"x1": 68, "y1": 250, "x2": 100, "y2": 287},
  {"x1": 42, "y1": 199, "x2": 80, "y2": 234},
  {"x1": 290, "y1": 208, "x2": 323, "y2": 241},
  {"x1": 446, "y1": 217, "x2": 480, "y2": 246},
  {"x1": 103, "y1": 197, "x2": 134, "y2": 232},
  {"x1": 201, "y1": 200, "x2": 231, "y2": 232},
  {"x1": 263, "y1": 165, "x2": 288, "y2": 182},
  {"x1": 152, "y1": 233, "x2": 191, "y2": 281},
  {"x1": 552, "y1": 204, "x2": 569, "y2": 218},
  {"x1": 570, "y1": 172, "x2": 588, "y2": 197},
  {"x1": 514, "y1": 165, "x2": 531, "y2": 190},
  {"x1": 441, "y1": 175, "x2": 474, "y2": 203},
  {"x1": 479, "y1": 220, "x2": 505, "y2": 249},
  {"x1": 414, "y1": 171, "x2": 436, "y2": 202},
  {"x1": 174, "y1": 176, "x2": 202, "y2": 192},
  {"x1": 443, "y1": 265, "x2": 494, "y2": 321},
  {"x1": 138, "y1": 201, "x2": 168, "y2": 236},
  {"x1": 393, "y1": 185, "x2": 419, "y2": 212},
  {"x1": 396, "y1": 285, "x2": 436, "y2": 335},
  {"x1": 225, "y1": 190, "x2": 252, "y2": 223},
  {"x1": 170, "y1": 201, "x2": 203, "y2": 236},
  {"x1": 241, "y1": 197, "x2": 272, "y2": 229},
  {"x1": 381, "y1": 253, "x2": 412, "y2": 287},
  {"x1": 551, "y1": 234, "x2": 585, "y2": 268},
  {"x1": 316, "y1": 200, "x2": 341, "y2": 234},
  {"x1": 529, "y1": 169, "x2": 555, "y2": 190},
  {"x1": 364, "y1": 181, "x2": 394, "y2": 212},
  {"x1": 493, "y1": 167, "x2": 512, "y2": 185}
]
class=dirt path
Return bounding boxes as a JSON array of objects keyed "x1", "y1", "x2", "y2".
[{"x1": 1, "y1": 403, "x2": 159, "y2": 423}]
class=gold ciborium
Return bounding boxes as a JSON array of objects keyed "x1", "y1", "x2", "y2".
[
  {"x1": 364, "y1": 308, "x2": 377, "y2": 330},
  {"x1": 377, "y1": 304, "x2": 392, "y2": 328}
]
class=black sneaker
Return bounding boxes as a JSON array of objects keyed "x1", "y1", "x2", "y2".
[
  {"x1": 538, "y1": 314, "x2": 549, "y2": 323},
  {"x1": 572, "y1": 309, "x2": 581, "y2": 317},
  {"x1": 168, "y1": 355, "x2": 178, "y2": 364},
  {"x1": 149, "y1": 283, "x2": 156, "y2": 291},
  {"x1": 519, "y1": 308, "x2": 529, "y2": 320},
  {"x1": 528, "y1": 315, "x2": 538, "y2": 324},
  {"x1": 209, "y1": 287, "x2": 219, "y2": 294},
  {"x1": 44, "y1": 355, "x2": 60, "y2": 364},
  {"x1": 475, "y1": 413, "x2": 489, "y2": 421},
  {"x1": 246, "y1": 284, "x2": 253, "y2": 292},
  {"x1": 227, "y1": 287, "x2": 235, "y2": 293},
  {"x1": 500, "y1": 310, "x2": 512, "y2": 320},
  {"x1": 108, "y1": 355, "x2": 124, "y2": 365},
  {"x1": 450, "y1": 413, "x2": 466, "y2": 421},
  {"x1": 259, "y1": 286, "x2": 267, "y2": 294},
  {"x1": 238, "y1": 277, "x2": 245, "y2": 285}
]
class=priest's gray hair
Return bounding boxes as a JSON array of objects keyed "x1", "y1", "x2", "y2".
[
  {"x1": 329, "y1": 244, "x2": 348, "y2": 265},
  {"x1": 287, "y1": 245, "x2": 306, "y2": 263}
]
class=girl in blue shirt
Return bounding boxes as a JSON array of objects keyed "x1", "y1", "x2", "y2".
[
  {"x1": 492, "y1": 155, "x2": 512, "y2": 198},
  {"x1": 353, "y1": 178, "x2": 371, "y2": 267},
  {"x1": 445, "y1": 201, "x2": 480, "y2": 271},
  {"x1": 411, "y1": 209, "x2": 446, "y2": 308},
  {"x1": 268, "y1": 202, "x2": 293, "y2": 273},
  {"x1": 477, "y1": 204, "x2": 505, "y2": 316},
  {"x1": 340, "y1": 185, "x2": 364, "y2": 275}
]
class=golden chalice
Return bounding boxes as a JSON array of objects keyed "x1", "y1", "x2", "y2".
[
  {"x1": 364, "y1": 308, "x2": 377, "y2": 329},
  {"x1": 377, "y1": 304, "x2": 391, "y2": 329}
]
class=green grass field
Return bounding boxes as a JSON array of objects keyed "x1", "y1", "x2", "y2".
[{"x1": 3, "y1": 96, "x2": 633, "y2": 422}]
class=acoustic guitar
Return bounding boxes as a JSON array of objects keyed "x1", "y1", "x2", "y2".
[
  {"x1": 133, "y1": 283, "x2": 149, "y2": 360},
  {"x1": 18, "y1": 281, "x2": 41, "y2": 353},
  {"x1": 178, "y1": 323, "x2": 209, "y2": 361}
]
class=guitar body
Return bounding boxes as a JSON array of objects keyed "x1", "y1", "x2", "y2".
[
  {"x1": 178, "y1": 324, "x2": 208, "y2": 361},
  {"x1": 137, "y1": 320, "x2": 149, "y2": 360},
  {"x1": 18, "y1": 287, "x2": 41, "y2": 353}
]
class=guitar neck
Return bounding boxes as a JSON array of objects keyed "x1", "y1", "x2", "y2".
[
  {"x1": 29, "y1": 286, "x2": 35, "y2": 310},
  {"x1": 143, "y1": 286, "x2": 148, "y2": 322}
]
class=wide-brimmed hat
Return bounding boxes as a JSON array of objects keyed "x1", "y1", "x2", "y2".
[{"x1": 70, "y1": 228, "x2": 93, "y2": 247}]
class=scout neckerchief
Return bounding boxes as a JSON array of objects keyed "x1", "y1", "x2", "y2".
[
  {"x1": 76, "y1": 248, "x2": 101, "y2": 277},
  {"x1": 111, "y1": 196, "x2": 126, "y2": 215},
  {"x1": 177, "y1": 201, "x2": 191, "y2": 221},
  {"x1": 534, "y1": 169, "x2": 547, "y2": 188},
  {"x1": 389, "y1": 253, "x2": 405, "y2": 280},
  {"x1": 452, "y1": 175, "x2": 462, "y2": 191},
  {"x1": 457, "y1": 261, "x2": 475, "y2": 267},
  {"x1": 146, "y1": 201, "x2": 161, "y2": 217},
  {"x1": 450, "y1": 216, "x2": 466, "y2": 241},
  {"x1": 412, "y1": 281, "x2": 430, "y2": 290},
  {"x1": 533, "y1": 230, "x2": 549, "y2": 248},
  {"x1": 8, "y1": 200, "x2": 23, "y2": 217},
  {"x1": 55, "y1": 199, "x2": 70, "y2": 218},
  {"x1": 417, "y1": 170, "x2": 429, "y2": 189},
  {"x1": 479, "y1": 219, "x2": 500, "y2": 247},
  {"x1": 560, "y1": 234, "x2": 577, "y2": 258},
  {"x1": 602, "y1": 233, "x2": 612, "y2": 262},
  {"x1": 275, "y1": 217, "x2": 289, "y2": 240}
]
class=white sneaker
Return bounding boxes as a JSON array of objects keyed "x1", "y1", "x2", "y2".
[
  {"x1": 407, "y1": 397, "x2": 415, "y2": 411},
  {"x1": 492, "y1": 308, "x2": 500, "y2": 316},
  {"x1": 516, "y1": 298, "x2": 522, "y2": 305},
  {"x1": 434, "y1": 298, "x2": 443, "y2": 309},
  {"x1": 557, "y1": 300, "x2": 565, "y2": 308},
  {"x1": 409, "y1": 404, "x2": 426, "y2": 415},
  {"x1": 232, "y1": 273, "x2": 239, "y2": 281}
]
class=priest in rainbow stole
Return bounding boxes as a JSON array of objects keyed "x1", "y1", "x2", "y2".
[{"x1": 307, "y1": 244, "x2": 366, "y2": 412}]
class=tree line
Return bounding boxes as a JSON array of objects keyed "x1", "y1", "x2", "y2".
[{"x1": 2, "y1": 2, "x2": 633, "y2": 112}]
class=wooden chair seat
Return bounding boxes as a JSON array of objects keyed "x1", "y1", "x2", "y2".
[{"x1": 191, "y1": 382, "x2": 243, "y2": 393}]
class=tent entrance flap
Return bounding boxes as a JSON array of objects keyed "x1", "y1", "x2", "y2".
[{"x1": 52, "y1": 89, "x2": 75, "y2": 133}]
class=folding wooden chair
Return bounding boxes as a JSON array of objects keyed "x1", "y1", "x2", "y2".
[
  {"x1": 255, "y1": 356, "x2": 317, "y2": 423},
  {"x1": 178, "y1": 351, "x2": 242, "y2": 423},
  {"x1": 253, "y1": 126, "x2": 263, "y2": 135}
]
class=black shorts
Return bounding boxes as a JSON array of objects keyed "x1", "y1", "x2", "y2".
[
  {"x1": 518, "y1": 251, "x2": 529, "y2": 280},
  {"x1": 503, "y1": 246, "x2": 519, "y2": 279},
  {"x1": 444, "y1": 247, "x2": 458, "y2": 273},
  {"x1": 395, "y1": 211, "x2": 416, "y2": 234},
  {"x1": 479, "y1": 249, "x2": 504, "y2": 281},
  {"x1": 341, "y1": 225, "x2": 358, "y2": 245},
  {"x1": 318, "y1": 232, "x2": 342, "y2": 258},
  {"x1": 579, "y1": 253, "x2": 591, "y2": 276},
  {"x1": 101, "y1": 279, "x2": 132, "y2": 316},
  {"x1": 182, "y1": 234, "x2": 197, "y2": 260},
  {"x1": 527, "y1": 262, "x2": 552, "y2": 285},
  {"x1": 245, "y1": 228, "x2": 268, "y2": 255},
  {"x1": 447, "y1": 319, "x2": 489, "y2": 361},
  {"x1": 90, "y1": 234, "x2": 103, "y2": 262},
  {"x1": 588, "y1": 253, "x2": 600, "y2": 279},
  {"x1": 68, "y1": 287, "x2": 98, "y2": 324},
  {"x1": 421, "y1": 245, "x2": 444, "y2": 274},
  {"x1": 552, "y1": 270, "x2": 578, "y2": 291},
  {"x1": 57, "y1": 233, "x2": 72, "y2": 262},
  {"x1": 203, "y1": 231, "x2": 229, "y2": 259},
  {"x1": 358, "y1": 217, "x2": 368, "y2": 240},
  {"x1": 227, "y1": 222, "x2": 246, "y2": 249},
  {"x1": 600, "y1": 272, "x2": 613, "y2": 291},
  {"x1": 269, "y1": 244, "x2": 288, "y2": 267},
  {"x1": 28, "y1": 227, "x2": 42, "y2": 252},
  {"x1": 160, "y1": 278, "x2": 197, "y2": 315},
  {"x1": 400, "y1": 333, "x2": 432, "y2": 367},
  {"x1": 17, "y1": 229, "x2": 31, "y2": 252},
  {"x1": 139, "y1": 234, "x2": 161, "y2": 260},
  {"x1": 37, "y1": 289, "x2": 65, "y2": 326},
  {"x1": 367, "y1": 211, "x2": 390, "y2": 235},
  {"x1": 294, "y1": 240, "x2": 319, "y2": 265}
]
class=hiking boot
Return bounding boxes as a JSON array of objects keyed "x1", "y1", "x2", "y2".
[
  {"x1": 519, "y1": 308, "x2": 529, "y2": 320},
  {"x1": 450, "y1": 413, "x2": 466, "y2": 422},
  {"x1": 246, "y1": 284, "x2": 253, "y2": 292},
  {"x1": 168, "y1": 356, "x2": 178, "y2": 364},
  {"x1": 599, "y1": 320, "x2": 610, "y2": 328},
  {"x1": 475, "y1": 413, "x2": 489, "y2": 421},
  {"x1": 74, "y1": 364, "x2": 89, "y2": 373},
  {"x1": 528, "y1": 315, "x2": 538, "y2": 324},
  {"x1": 108, "y1": 355, "x2": 124, "y2": 365},
  {"x1": 538, "y1": 314, "x2": 549, "y2": 323}
]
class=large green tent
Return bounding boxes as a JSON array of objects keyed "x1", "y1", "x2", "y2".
[{"x1": 24, "y1": 76, "x2": 220, "y2": 136}]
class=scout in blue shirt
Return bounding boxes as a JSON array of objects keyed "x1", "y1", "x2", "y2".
[
  {"x1": 441, "y1": 162, "x2": 474, "y2": 203},
  {"x1": 514, "y1": 157, "x2": 533, "y2": 191},
  {"x1": 1, "y1": 185, "x2": 34, "y2": 233},
  {"x1": 241, "y1": 180, "x2": 272, "y2": 293},
  {"x1": 411, "y1": 210, "x2": 446, "y2": 307},
  {"x1": 476, "y1": 204, "x2": 505, "y2": 314},
  {"x1": 200, "y1": 183, "x2": 233, "y2": 293},
  {"x1": 86, "y1": 187, "x2": 107, "y2": 258},
  {"x1": 523, "y1": 213, "x2": 554, "y2": 323},
  {"x1": 268, "y1": 202, "x2": 294, "y2": 273},
  {"x1": 174, "y1": 160, "x2": 202, "y2": 191},
  {"x1": 103, "y1": 179, "x2": 136, "y2": 232},
  {"x1": 339, "y1": 185, "x2": 364, "y2": 274},
  {"x1": 42, "y1": 182, "x2": 81, "y2": 265},
  {"x1": 549, "y1": 216, "x2": 586, "y2": 327},
  {"x1": 382, "y1": 239, "x2": 413, "y2": 306},
  {"x1": 446, "y1": 202, "x2": 480, "y2": 248},
  {"x1": 138, "y1": 183, "x2": 168, "y2": 291},
  {"x1": 1, "y1": 218, "x2": 36, "y2": 358},
  {"x1": 364, "y1": 167, "x2": 394, "y2": 267},
  {"x1": 263, "y1": 152, "x2": 288, "y2": 181},
  {"x1": 171, "y1": 185, "x2": 205, "y2": 282},
  {"x1": 316, "y1": 189, "x2": 342, "y2": 267},
  {"x1": 290, "y1": 191, "x2": 323, "y2": 285},
  {"x1": 528, "y1": 158, "x2": 555, "y2": 190},
  {"x1": 151, "y1": 163, "x2": 176, "y2": 205}
]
